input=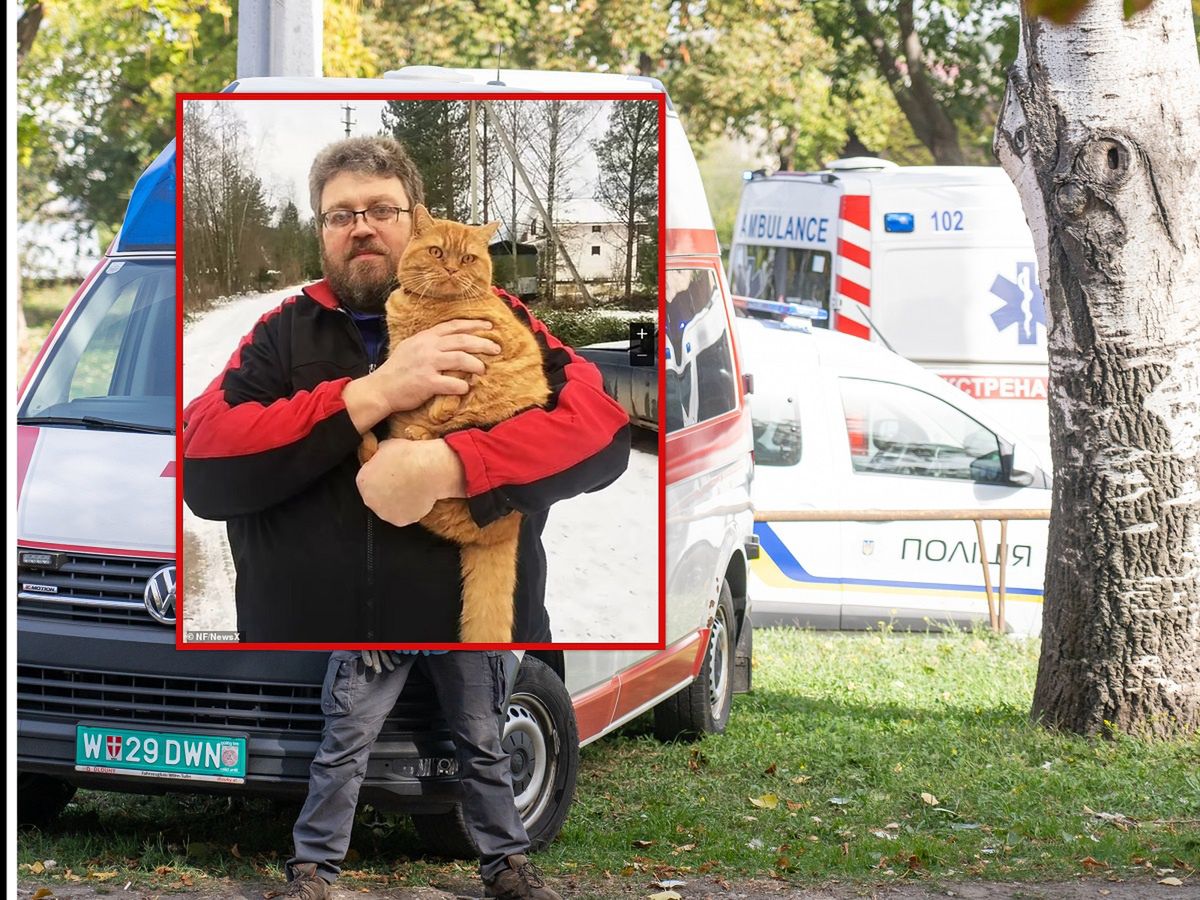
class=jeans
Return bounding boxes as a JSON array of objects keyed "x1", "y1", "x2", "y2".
[{"x1": 289, "y1": 650, "x2": 529, "y2": 882}]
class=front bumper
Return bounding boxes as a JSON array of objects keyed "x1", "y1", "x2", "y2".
[{"x1": 17, "y1": 616, "x2": 465, "y2": 812}]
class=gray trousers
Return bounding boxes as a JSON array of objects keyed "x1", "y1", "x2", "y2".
[{"x1": 289, "y1": 650, "x2": 530, "y2": 883}]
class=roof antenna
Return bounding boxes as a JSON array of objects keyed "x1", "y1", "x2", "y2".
[{"x1": 488, "y1": 43, "x2": 505, "y2": 86}]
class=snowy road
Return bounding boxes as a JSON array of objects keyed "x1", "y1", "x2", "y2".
[{"x1": 181, "y1": 286, "x2": 658, "y2": 644}]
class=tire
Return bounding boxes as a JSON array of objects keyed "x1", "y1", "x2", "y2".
[
  {"x1": 17, "y1": 774, "x2": 76, "y2": 827},
  {"x1": 412, "y1": 656, "x2": 579, "y2": 857},
  {"x1": 653, "y1": 580, "x2": 736, "y2": 741}
]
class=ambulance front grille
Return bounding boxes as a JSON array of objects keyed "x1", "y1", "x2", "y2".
[
  {"x1": 16, "y1": 665, "x2": 441, "y2": 734},
  {"x1": 17, "y1": 550, "x2": 171, "y2": 627}
]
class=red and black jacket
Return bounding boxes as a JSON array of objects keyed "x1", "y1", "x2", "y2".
[{"x1": 182, "y1": 281, "x2": 631, "y2": 643}]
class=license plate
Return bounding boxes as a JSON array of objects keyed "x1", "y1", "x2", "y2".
[{"x1": 75, "y1": 725, "x2": 246, "y2": 784}]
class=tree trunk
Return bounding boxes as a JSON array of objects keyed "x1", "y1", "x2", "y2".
[{"x1": 996, "y1": 0, "x2": 1200, "y2": 738}]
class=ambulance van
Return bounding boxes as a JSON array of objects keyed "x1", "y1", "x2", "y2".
[
  {"x1": 737, "y1": 311, "x2": 1051, "y2": 635},
  {"x1": 16, "y1": 68, "x2": 756, "y2": 853},
  {"x1": 728, "y1": 160, "x2": 1050, "y2": 452}
]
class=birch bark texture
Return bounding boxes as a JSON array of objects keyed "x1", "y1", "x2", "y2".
[{"x1": 995, "y1": 0, "x2": 1200, "y2": 737}]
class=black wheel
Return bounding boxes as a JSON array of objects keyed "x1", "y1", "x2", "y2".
[
  {"x1": 412, "y1": 656, "x2": 579, "y2": 857},
  {"x1": 18, "y1": 774, "x2": 76, "y2": 826},
  {"x1": 653, "y1": 580, "x2": 736, "y2": 741}
]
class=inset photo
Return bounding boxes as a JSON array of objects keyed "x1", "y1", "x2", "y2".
[{"x1": 179, "y1": 94, "x2": 663, "y2": 648}]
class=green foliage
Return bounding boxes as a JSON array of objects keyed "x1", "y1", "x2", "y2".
[
  {"x1": 381, "y1": 101, "x2": 472, "y2": 220},
  {"x1": 594, "y1": 101, "x2": 660, "y2": 303},
  {"x1": 531, "y1": 307, "x2": 634, "y2": 349},
  {"x1": 17, "y1": 1, "x2": 237, "y2": 244},
  {"x1": 811, "y1": 0, "x2": 1017, "y2": 165}
]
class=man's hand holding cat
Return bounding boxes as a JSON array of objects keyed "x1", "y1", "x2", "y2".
[
  {"x1": 356, "y1": 437, "x2": 467, "y2": 527},
  {"x1": 343, "y1": 319, "x2": 500, "y2": 432}
]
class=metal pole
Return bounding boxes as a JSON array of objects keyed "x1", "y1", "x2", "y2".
[
  {"x1": 997, "y1": 520, "x2": 1009, "y2": 633},
  {"x1": 754, "y1": 509, "x2": 1049, "y2": 522},
  {"x1": 974, "y1": 519, "x2": 998, "y2": 632},
  {"x1": 469, "y1": 101, "x2": 479, "y2": 223}
]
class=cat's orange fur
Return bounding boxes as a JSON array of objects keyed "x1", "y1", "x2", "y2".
[{"x1": 359, "y1": 205, "x2": 551, "y2": 643}]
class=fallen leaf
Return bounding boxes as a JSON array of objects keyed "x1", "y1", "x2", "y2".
[
  {"x1": 88, "y1": 871, "x2": 119, "y2": 881},
  {"x1": 763, "y1": 763, "x2": 777, "y2": 776},
  {"x1": 30, "y1": 861, "x2": 45, "y2": 875},
  {"x1": 786, "y1": 800, "x2": 805, "y2": 811},
  {"x1": 884, "y1": 822, "x2": 901, "y2": 830},
  {"x1": 672, "y1": 843, "x2": 696, "y2": 853},
  {"x1": 871, "y1": 830, "x2": 897, "y2": 841},
  {"x1": 747, "y1": 838, "x2": 765, "y2": 850},
  {"x1": 920, "y1": 792, "x2": 939, "y2": 806},
  {"x1": 230, "y1": 844, "x2": 242, "y2": 859},
  {"x1": 653, "y1": 880, "x2": 686, "y2": 889},
  {"x1": 32, "y1": 890, "x2": 55, "y2": 900},
  {"x1": 840, "y1": 841, "x2": 849, "y2": 857},
  {"x1": 648, "y1": 891, "x2": 682, "y2": 900},
  {"x1": 63, "y1": 870, "x2": 82, "y2": 883},
  {"x1": 750, "y1": 793, "x2": 779, "y2": 809},
  {"x1": 1160, "y1": 877, "x2": 1184, "y2": 886},
  {"x1": 632, "y1": 840, "x2": 655, "y2": 848},
  {"x1": 1080, "y1": 856, "x2": 1108, "y2": 869},
  {"x1": 697, "y1": 861, "x2": 718, "y2": 874},
  {"x1": 154, "y1": 865, "x2": 173, "y2": 875},
  {"x1": 180, "y1": 874, "x2": 194, "y2": 887}
]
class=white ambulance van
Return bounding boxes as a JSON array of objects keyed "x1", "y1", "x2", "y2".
[
  {"x1": 737, "y1": 312, "x2": 1050, "y2": 635},
  {"x1": 16, "y1": 68, "x2": 756, "y2": 852},
  {"x1": 728, "y1": 160, "x2": 1050, "y2": 453}
]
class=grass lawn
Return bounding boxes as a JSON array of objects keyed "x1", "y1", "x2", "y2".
[{"x1": 16, "y1": 629, "x2": 1200, "y2": 893}]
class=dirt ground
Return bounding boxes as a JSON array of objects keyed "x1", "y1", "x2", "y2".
[{"x1": 15, "y1": 876, "x2": 1200, "y2": 899}]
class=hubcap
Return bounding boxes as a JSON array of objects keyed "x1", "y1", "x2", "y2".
[
  {"x1": 708, "y1": 604, "x2": 731, "y2": 720},
  {"x1": 502, "y1": 693, "x2": 556, "y2": 824}
]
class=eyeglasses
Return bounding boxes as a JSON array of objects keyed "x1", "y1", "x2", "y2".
[{"x1": 320, "y1": 205, "x2": 411, "y2": 229}]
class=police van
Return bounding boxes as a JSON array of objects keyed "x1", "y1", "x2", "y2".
[
  {"x1": 16, "y1": 68, "x2": 755, "y2": 852},
  {"x1": 737, "y1": 308, "x2": 1050, "y2": 635},
  {"x1": 728, "y1": 160, "x2": 1050, "y2": 453}
]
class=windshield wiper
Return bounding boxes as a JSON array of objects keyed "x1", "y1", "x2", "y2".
[{"x1": 17, "y1": 415, "x2": 173, "y2": 435}]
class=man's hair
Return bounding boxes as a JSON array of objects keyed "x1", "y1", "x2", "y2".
[{"x1": 308, "y1": 136, "x2": 426, "y2": 220}]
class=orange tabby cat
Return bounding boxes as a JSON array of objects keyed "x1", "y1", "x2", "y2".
[{"x1": 359, "y1": 205, "x2": 551, "y2": 643}]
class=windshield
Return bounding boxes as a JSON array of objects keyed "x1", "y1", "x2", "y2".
[
  {"x1": 19, "y1": 258, "x2": 176, "y2": 432},
  {"x1": 729, "y1": 243, "x2": 832, "y2": 327}
]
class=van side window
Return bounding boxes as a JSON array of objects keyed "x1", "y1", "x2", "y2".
[
  {"x1": 750, "y1": 392, "x2": 802, "y2": 466},
  {"x1": 664, "y1": 268, "x2": 738, "y2": 432},
  {"x1": 839, "y1": 378, "x2": 1004, "y2": 483}
]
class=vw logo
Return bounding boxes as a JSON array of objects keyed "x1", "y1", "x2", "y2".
[{"x1": 144, "y1": 565, "x2": 177, "y2": 625}]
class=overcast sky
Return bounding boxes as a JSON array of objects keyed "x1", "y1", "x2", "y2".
[{"x1": 188, "y1": 97, "x2": 619, "y2": 224}]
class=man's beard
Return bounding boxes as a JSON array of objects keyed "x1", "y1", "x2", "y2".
[{"x1": 321, "y1": 238, "x2": 399, "y2": 314}]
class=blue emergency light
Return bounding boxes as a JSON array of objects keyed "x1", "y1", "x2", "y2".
[{"x1": 883, "y1": 212, "x2": 914, "y2": 233}]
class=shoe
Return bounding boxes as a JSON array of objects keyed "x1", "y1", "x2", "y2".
[
  {"x1": 280, "y1": 862, "x2": 330, "y2": 899},
  {"x1": 483, "y1": 854, "x2": 563, "y2": 900}
]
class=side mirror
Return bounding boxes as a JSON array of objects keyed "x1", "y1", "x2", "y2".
[{"x1": 1006, "y1": 444, "x2": 1038, "y2": 487}]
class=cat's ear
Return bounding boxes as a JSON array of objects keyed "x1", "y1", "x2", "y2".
[
  {"x1": 412, "y1": 204, "x2": 435, "y2": 235},
  {"x1": 480, "y1": 220, "x2": 501, "y2": 242}
]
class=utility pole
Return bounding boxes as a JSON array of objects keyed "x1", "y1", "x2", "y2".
[
  {"x1": 341, "y1": 104, "x2": 356, "y2": 137},
  {"x1": 236, "y1": 0, "x2": 323, "y2": 78}
]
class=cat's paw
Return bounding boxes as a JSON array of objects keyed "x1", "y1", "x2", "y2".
[
  {"x1": 403, "y1": 425, "x2": 433, "y2": 441},
  {"x1": 358, "y1": 432, "x2": 379, "y2": 465},
  {"x1": 428, "y1": 393, "x2": 463, "y2": 424}
]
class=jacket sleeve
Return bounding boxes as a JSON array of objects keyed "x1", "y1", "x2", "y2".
[
  {"x1": 443, "y1": 289, "x2": 632, "y2": 527},
  {"x1": 182, "y1": 300, "x2": 363, "y2": 519}
]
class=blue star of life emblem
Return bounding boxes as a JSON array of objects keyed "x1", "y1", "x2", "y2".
[{"x1": 989, "y1": 262, "x2": 1045, "y2": 345}]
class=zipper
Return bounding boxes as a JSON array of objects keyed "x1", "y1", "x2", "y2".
[{"x1": 338, "y1": 306, "x2": 382, "y2": 639}]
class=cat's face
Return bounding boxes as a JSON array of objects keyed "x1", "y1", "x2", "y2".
[{"x1": 398, "y1": 205, "x2": 500, "y2": 300}]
